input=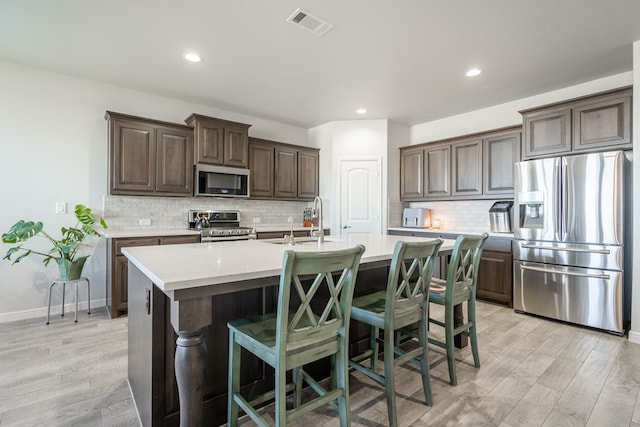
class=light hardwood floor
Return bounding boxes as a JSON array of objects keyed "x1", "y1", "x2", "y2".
[{"x1": 1, "y1": 301, "x2": 639, "y2": 426}]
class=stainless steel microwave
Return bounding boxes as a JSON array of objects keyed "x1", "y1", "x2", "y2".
[{"x1": 194, "y1": 164, "x2": 250, "y2": 198}]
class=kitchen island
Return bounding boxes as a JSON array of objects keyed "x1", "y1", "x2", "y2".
[{"x1": 123, "y1": 233, "x2": 455, "y2": 427}]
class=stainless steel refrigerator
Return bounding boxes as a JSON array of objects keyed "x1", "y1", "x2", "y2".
[{"x1": 513, "y1": 150, "x2": 630, "y2": 334}]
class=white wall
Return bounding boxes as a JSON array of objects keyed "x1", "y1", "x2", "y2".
[
  {"x1": 411, "y1": 73, "x2": 633, "y2": 144},
  {"x1": 310, "y1": 120, "x2": 393, "y2": 234},
  {"x1": 0, "y1": 60, "x2": 309, "y2": 321},
  {"x1": 387, "y1": 121, "x2": 410, "y2": 227}
]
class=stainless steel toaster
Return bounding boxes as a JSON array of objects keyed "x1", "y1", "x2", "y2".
[{"x1": 403, "y1": 208, "x2": 431, "y2": 228}]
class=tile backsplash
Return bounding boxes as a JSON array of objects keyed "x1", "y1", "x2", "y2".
[
  {"x1": 391, "y1": 199, "x2": 512, "y2": 234},
  {"x1": 103, "y1": 195, "x2": 312, "y2": 230},
  {"x1": 104, "y1": 195, "x2": 511, "y2": 235}
]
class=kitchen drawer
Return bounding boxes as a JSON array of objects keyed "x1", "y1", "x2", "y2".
[
  {"x1": 160, "y1": 235, "x2": 200, "y2": 245},
  {"x1": 484, "y1": 237, "x2": 512, "y2": 253},
  {"x1": 257, "y1": 230, "x2": 310, "y2": 240},
  {"x1": 114, "y1": 237, "x2": 161, "y2": 255}
]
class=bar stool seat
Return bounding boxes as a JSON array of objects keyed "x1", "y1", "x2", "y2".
[{"x1": 46, "y1": 277, "x2": 90, "y2": 324}]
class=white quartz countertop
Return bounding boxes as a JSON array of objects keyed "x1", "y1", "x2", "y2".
[
  {"x1": 100, "y1": 225, "x2": 328, "y2": 238},
  {"x1": 99, "y1": 228, "x2": 201, "y2": 239},
  {"x1": 387, "y1": 227, "x2": 513, "y2": 238},
  {"x1": 123, "y1": 233, "x2": 456, "y2": 292}
]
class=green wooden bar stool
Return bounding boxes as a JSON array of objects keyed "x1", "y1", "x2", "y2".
[
  {"x1": 227, "y1": 245, "x2": 365, "y2": 427},
  {"x1": 428, "y1": 233, "x2": 488, "y2": 386},
  {"x1": 349, "y1": 239, "x2": 443, "y2": 427}
]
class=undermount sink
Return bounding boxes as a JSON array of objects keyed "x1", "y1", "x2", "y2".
[{"x1": 263, "y1": 237, "x2": 338, "y2": 245}]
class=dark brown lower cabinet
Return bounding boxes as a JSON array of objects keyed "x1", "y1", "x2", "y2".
[
  {"x1": 477, "y1": 249, "x2": 513, "y2": 307},
  {"x1": 106, "y1": 234, "x2": 200, "y2": 318}
]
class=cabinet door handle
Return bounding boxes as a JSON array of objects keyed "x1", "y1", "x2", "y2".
[{"x1": 342, "y1": 225, "x2": 352, "y2": 229}]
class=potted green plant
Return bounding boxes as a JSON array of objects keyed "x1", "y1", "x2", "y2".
[{"x1": 2, "y1": 204, "x2": 107, "y2": 280}]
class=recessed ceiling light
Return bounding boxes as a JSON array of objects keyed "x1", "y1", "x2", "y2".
[
  {"x1": 355, "y1": 108, "x2": 367, "y2": 114},
  {"x1": 184, "y1": 52, "x2": 202, "y2": 63},
  {"x1": 466, "y1": 68, "x2": 482, "y2": 77}
]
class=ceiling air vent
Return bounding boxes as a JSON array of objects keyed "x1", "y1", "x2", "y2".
[{"x1": 286, "y1": 8, "x2": 334, "y2": 36}]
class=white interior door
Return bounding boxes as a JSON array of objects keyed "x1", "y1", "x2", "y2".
[{"x1": 339, "y1": 159, "x2": 381, "y2": 234}]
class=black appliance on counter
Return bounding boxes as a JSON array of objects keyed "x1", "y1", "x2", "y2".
[{"x1": 188, "y1": 210, "x2": 255, "y2": 242}]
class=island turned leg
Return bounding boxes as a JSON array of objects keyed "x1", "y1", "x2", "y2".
[
  {"x1": 170, "y1": 296, "x2": 213, "y2": 427},
  {"x1": 175, "y1": 329, "x2": 206, "y2": 427}
]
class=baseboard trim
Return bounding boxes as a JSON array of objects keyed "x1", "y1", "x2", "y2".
[
  {"x1": 0, "y1": 299, "x2": 106, "y2": 323},
  {"x1": 629, "y1": 329, "x2": 640, "y2": 345}
]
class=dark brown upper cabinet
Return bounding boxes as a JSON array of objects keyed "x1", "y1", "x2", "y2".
[
  {"x1": 400, "y1": 126, "x2": 521, "y2": 201},
  {"x1": 399, "y1": 146, "x2": 424, "y2": 199},
  {"x1": 297, "y1": 149, "x2": 319, "y2": 199},
  {"x1": 521, "y1": 87, "x2": 631, "y2": 159},
  {"x1": 106, "y1": 111, "x2": 194, "y2": 197},
  {"x1": 185, "y1": 114, "x2": 251, "y2": 168},
  {"x1": 248, "y1": 141, "x2": 275, "y2": 198},
  {"x1": 424, "y1": 143, "x2": 451, "y2": 199},
  {"x1": 275, "y1": 146, "x2": 298, "y2": 198},
  {"x1": 451, "y1": 138, "x2": 482, "y2": 197},
  {"x1": 522, "y1": 107, "x2": 572, "y2": 158},
  {"x1": 484, "y1": 130, "x2": 521, "y2": 196},
  {"x1": 248, "y1": 137, "x2": 319, "y2": 201},
  {"x1": 573, "y1": 91, "x2": 632, "y2": 152}
]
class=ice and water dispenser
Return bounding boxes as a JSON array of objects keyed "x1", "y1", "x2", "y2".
[{"x1": 516, "y1": 191, "x2": 544, "y2": 229}]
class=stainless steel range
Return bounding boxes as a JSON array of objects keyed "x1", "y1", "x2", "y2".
[{"x1": 188, "y1": 210, "x2": 255, "y2": 242}]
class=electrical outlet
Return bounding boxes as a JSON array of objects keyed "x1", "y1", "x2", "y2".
[
  {"x1": 139, "y1": 218, "x2": 151, "y2": 226},
  {"x1": 253, "y1": 217, "x2": 261, "y2": 223},
  {"x1": 287, "y1": 216, "x2": 294, "y2": 223},
  {"x1": 55, "y1": 202, "x2": 67, "y2": 214}
]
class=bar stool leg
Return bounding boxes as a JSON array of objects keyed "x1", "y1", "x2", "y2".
[
  {"x1": 87, "y1": 278, "x2": 91, "y2": 316},
  {"x1": 46, "y1": 282, "x2": 55, "y2": 325}
]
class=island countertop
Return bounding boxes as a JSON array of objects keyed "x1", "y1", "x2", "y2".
[{"x1": 122, "y1": 233, "x2": 456, "y2": 293}]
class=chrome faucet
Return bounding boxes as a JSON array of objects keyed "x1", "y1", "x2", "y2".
[{"x1": 310, "y1": 196, "x2": 325, "y2": 243}]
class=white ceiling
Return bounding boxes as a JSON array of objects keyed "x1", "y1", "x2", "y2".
[{"x1": 2, "y1": 1, "x2": 640, "y2": 128}]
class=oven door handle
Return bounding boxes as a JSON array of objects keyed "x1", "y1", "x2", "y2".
[
  {"x1": 520, "y1": 244, "x2": 610, "y2": 255},
  {"x1": 520, "y1": 264, "x2": 610, "y2": 280}
]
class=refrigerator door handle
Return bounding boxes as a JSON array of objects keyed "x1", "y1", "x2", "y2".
[
  {"x1": 520, "y1": 264, "x2": 610, "y2": 280},
  {"x1": 553, "y1": 158, "x2": 562, "y2": 241},
  {"x1": 560, "y1": 157, "x2": 568, "y2": 241},
  {"x1": 520, "y1": 244, "x2": 611, "y2": 254}
]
